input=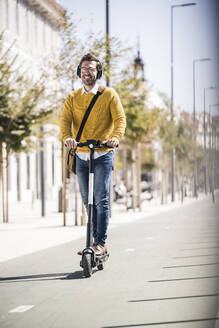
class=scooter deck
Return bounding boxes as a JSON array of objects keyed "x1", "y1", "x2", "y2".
[
  {"x1": 77, "y1": 248, "x2": 109, "y2": 258},
  {"x1": 95, "y1": 252, "x2": 109, "y2": 271},
  {"x1": 77, "y1": 250, "x2": 109, "y2": 260},
  {"x1": 79, "y1": 250, "x2": 109, "y2": 271},
  {"x1": 96, "y1": 252, "x2": 109, "y2": 262}
]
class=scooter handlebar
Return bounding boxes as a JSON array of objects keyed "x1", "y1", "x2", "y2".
[{"x1": 77, "y1": 140, "x2": 118, "y2": 149}]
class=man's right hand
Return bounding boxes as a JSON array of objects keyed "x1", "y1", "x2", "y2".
[{"x1": 65, "y1": 138, "x2": 77, "y2": 149}]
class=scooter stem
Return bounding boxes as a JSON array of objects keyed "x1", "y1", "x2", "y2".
[{"x1": 86, "y1": 142, "x2": 95, "y2": 248}]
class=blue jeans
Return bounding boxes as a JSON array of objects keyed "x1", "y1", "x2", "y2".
[{"x1": 76, "y1": 151, "x2": 114, "y2": 246}]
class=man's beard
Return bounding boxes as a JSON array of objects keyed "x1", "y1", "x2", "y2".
[{"x1": 82, "y1": 74, "x2": 96, "y2": 86}]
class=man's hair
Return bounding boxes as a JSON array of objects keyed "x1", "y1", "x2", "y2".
[{"x1": 79, "y1": 53, "x2": 102, "y2": 71}]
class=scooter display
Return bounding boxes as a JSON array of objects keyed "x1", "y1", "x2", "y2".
[{"x1": 76, "y1": 140, "x2": 112, "y2": 278}]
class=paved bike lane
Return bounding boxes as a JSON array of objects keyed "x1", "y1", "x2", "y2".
[{"x1": 0, "y1": 194, "x2": 218, "y2": 328}]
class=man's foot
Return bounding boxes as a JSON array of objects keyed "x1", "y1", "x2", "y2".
[
  {"x1": 94, "y1": 244, "x2": 107, "y2": 256},
  {"x1": 77, "y1": 244, "x2": 98, "y2": 256}
]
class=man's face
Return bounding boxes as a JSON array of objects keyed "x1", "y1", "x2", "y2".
[{"x1": 80, "y1": 60, "x2": 98, "y2": 86}]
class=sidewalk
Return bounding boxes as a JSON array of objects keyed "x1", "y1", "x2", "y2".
[{"x1": 0, "y1": 192, "x2": 214, "y2": 263}]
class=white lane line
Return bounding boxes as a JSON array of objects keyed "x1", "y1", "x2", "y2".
[
  {"x1": 215, "y1": 309, "x2": 219, "y2": 327},
  {"x1": 125, "y1": 248, "x2": 136, "y2": 252},
  {"x1": 9, "y1": 305, "x2": 34, "y2": 313}
]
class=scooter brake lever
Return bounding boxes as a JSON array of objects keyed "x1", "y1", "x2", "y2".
[{"x1": 101, "y1": 142, "x2": 119, "y2": 148}]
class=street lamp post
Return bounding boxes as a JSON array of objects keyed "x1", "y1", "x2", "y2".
[
  {"x1": 106, "y1": 0, "x2": 114, "y2": 216},
  {"x1": 193, "y1": 57, "x2": 210, "y2": 198},
  {"x1": 203, "y1": 86, "x2": 218, "y2": 193},
  {"x1": 208, "y1": 103, "x2": 219, "y2": 203},
  {"x1": 106, "y1": 0, "x2": 110, "y2": 87},
  {"x1": 170, "y1": 2, "x2": 196, "y2": 202}
]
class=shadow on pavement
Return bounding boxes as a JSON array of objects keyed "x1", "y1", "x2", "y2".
[
  {"x1": 0, "y1": 270, "x2": 85, "y2": 283},
  {"x1": 128, "y1": 293, "x2": 219, "y2": 302},
  {"x1": 62, "y1": 271, "x2": 84, "y2": 280},
  {"x1": 101, "y1": 317, "x2": 219, "y2": 327}
]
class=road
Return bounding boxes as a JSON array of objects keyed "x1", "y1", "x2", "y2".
[{"x1": 0, "y1": 195, "x2": 219, "y2": 328}]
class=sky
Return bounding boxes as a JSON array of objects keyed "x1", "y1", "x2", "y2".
[{"x1": 59, "y1": 0, "x2": 219, "y2": 116}]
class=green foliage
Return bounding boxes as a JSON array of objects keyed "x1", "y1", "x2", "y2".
[
  {"x1": 158, "y1": 112, "x2": 178, "y2": 153},
  {"x1": 55, "y1": 11, "x2": 81, "y2": 87},
  {"x1": 0, "y1": 33, "x2": 52, "y2": 153},
  {"x1": 142, "y1": 149, "x2": 156, "y2": 171},
  {"x1": 116, "y1": 67, "x2": 147, "y2": 142},
  {"x1": 55, "y1": 11, "x2": 130, "y2": 91},
  {"x1": 116, "y1": 65, "x2": 161, "y2": 144},
  {"x1": 81, "y1": 34, "x2": 130, "y2": 85},
  {"x1": 156, "y1": 92, "x2": 203, "y2": 188},
  {"x1": 49, "y1": 10, "x2": 131, "y2": 125},
  {"x1": 175, "y1": 118, "x2": 195, "y2": 166}
]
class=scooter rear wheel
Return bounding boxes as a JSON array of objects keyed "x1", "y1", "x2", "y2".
[
  {"x1": 82, "y1": 253, "x2": 92, "y2": 278},
  {"x1": 97, "y1": 263, "x2": 104, "y2": 270}
]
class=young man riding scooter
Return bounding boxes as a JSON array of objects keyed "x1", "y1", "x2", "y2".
[{"x1": 60, "y1": 53, "x2": 126, "y2": 256}]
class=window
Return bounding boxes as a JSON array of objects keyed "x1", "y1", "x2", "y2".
[
  {"x1": 6, "y1": 0, "x2": 9, "y2": 29},
  {"x1": 16, "y1": 0, "x2": 19, "y2": 35},
  {"x1": 25, "y1": 7, "x2": 29, "y2": 42},
  {"x1": 43, "y1": 20, "x2": 46, "y2": 48},
  {"x1": 35, "y1": 12, "x2": 38, "y2": 47}
]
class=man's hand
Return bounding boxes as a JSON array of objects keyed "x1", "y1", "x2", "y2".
[
  {"x1": 103, "y1": 138, "x2": 119, "y2": 148},
  {"x1": 65, "y1": 138, "x2": 77, "y2": 149}
]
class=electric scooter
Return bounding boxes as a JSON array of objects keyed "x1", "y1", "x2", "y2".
[{"x1": 76, "y1": 140, "x2": 111, "y2": 278}]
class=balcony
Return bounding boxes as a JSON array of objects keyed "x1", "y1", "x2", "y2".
[{"x1": 22, "y1": 0, "x2": 65, "y2": 27}]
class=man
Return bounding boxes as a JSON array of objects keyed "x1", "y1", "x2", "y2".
[{"x1": 60, "y1": 53, "x2": 126, "y2": 256}]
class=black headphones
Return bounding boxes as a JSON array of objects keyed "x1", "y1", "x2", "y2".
[{"x1": 77, "y1": 62, "x2": 102, "y2": 79}]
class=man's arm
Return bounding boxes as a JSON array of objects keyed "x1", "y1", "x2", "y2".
[
  {"x1": 60, "y1": 94, "x2": 77, "y2": 148},
  {"x1": 107, "y1": 90, "x2": 126, "y2": 146}
]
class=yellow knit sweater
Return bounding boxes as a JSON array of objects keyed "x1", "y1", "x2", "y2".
[{"x1": 60, "y1": 86, "x2": 126, "y2": 152}]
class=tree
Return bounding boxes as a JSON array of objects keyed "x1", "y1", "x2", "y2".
[
  {"x1": 155, "y1": 91, "x2": 181, "y2": 204},
  {"x1": 157, "y1": 99, "x2": 200, "y2": 203},
  {"x1": 48, "y1": 11, "x2": 130, "y2": 223},
  {"x1": 0, "y1": 33, "x2": 52, "y2": 222},
  {"x1": 174, "y1": 116, "x2": 195, "y2": 202},
  {"x1": 115, "y1": 63, "x2": 161, "y2": 210}
]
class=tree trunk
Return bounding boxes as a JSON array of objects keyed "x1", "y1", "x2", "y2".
[
  {"x1": 36, "y1": 150, "x2": 39, "y2": 199},
  {"x1": 6, "y1": 149, "x2": 9, "y2": 223},
  {"x1": 165, "y1": 167, "x2": 169, "y2": 203},
  {"x1": 136, "y1": 142, "x2": 142, "y2": 211},
  {"x1": 122, "y1": 143, "x2": 129, "y2": 211},
  {"x1": 62, "y1": 142, "x2": 67, "y2": 226},
  {"x1": 74, "y1": 174, "x2": 78, "y2": 226},
  {"x1": 131, "y1": 142, "x2": 137, "y2": 210},
  {"x1": 52, "y1": 142, "x2": 55, "y2": 186},
  {"x1": 211, "y1": 125, "x2": 215, "y2": 203},
  {"x1": 161, "y1": 164, "x2": 168, "y2": 204},
  {"x1": 176, "y1": 174, "x2": 180, "y2": 201},
  {"x1": 161, "y1": 168, "x2": 164, "y2": 205},
  {"x1": 26, "y1": 154, "x2": 30, "y2": 190},
  {"x1": 122, "y1": 139, "x2": 128, "y2": 187},
  {"x1": 0, "y1": 143, "x2": 6, "y2": 223},
  {"x1": 81, "y1": 200, "x2": 86, "y2": 226},
  {"x1": 16, "y1": 154, "x2": 21, "y2": 202},
  {"x1": 180, "y1": 168, "x2": 184, "y2": 204},
  {"x1": 40, "y1": 126, "x2": 45, "y2": 216}
]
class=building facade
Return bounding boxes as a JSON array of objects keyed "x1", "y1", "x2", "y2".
[{"x1": 0, "y1": 0, "x2": 64, "y2": 214}]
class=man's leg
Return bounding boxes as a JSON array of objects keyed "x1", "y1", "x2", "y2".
[
  {"x1": 93, "y1": 151, "x2": 114, "y2": 248},
  {"x1": 76, "y1": 155, "x2": 98, "y2": 244}
]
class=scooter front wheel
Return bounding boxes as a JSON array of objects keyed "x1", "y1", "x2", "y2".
[{"x1": 82, "y1": 253, "x2": 92, "y2": 278}]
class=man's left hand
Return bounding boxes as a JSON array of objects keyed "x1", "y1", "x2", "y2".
[{"x1": 104, "y1": 138, "x2": 119, "y2": 148}]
